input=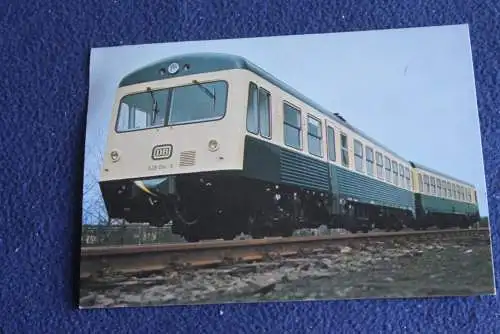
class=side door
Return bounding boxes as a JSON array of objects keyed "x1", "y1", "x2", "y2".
[{"x1": 324, "y1": 119, "x2": 341, "y2": 216}]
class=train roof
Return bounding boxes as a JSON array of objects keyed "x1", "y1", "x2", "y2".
[
  {"x1": 409, "y1": 161, "x2": 475, "y2": 187},
  {"x1": 120, "y1": 53, "x2": 476, "y2": 188},
  {"x1": 119, "y1": 52, "x2": 410, "y2": 162}
]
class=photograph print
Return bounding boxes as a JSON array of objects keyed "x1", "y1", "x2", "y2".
[{"x1": 79, "y1": 23, "x2": 495, "y2": 309}]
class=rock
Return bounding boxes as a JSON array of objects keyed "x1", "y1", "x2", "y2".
[
  {"x1": 137, "y1": 277, "x2": 166, "y2": 285},
  {"x1": 299, "y1": 263, "x2": 311, "y2": 271},
  {"x1": 246, "y1": 274, "x2": 283, "y2": 295},
  {"x1": 97, "y1": 296, "x2": 115, "y2": 307},
  {"x1": 79, "y1": 293, "x2": 96, "y2": 306},
  {"x1": 414, "y1": 250, "x2": 424, "y2": 257},
  {"x1": 107, "y1": 288, "x2": 122, "y2": 298},
  {"x1": 319, "y1": 258, "x2": 334, "y2": 269},
  {"x1": 317, "y1": 225, "x2": 330, "y2": 235},
  {"x1": 161, "y1": 293, "x2": 177, "y2": 302},
  {"x1": 122, "y1": 294, "x2": 142, "y2": 304},
  {"x1": 229, "y1": 264, "x2": 259, "y2": 275},
  {"x1": 340, "y1": 246, "x2": 352, "y2": 254}
]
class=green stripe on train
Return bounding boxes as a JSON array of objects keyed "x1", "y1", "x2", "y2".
[
  {"x1": 279, "y1": 148, "x2": 330, "y2": 192},
  {"x1": 330, "y1": 164, "x2": 415, "y2": 211},
  {"x1": 242, "y1": 135, "x2": 415, "y2": 211},
  {"x1": 242, "y1": 135, "x2": 329, "y2": 191},
  {"x1": 419, "y1": 194, "x2": 479, "y2": 214}
]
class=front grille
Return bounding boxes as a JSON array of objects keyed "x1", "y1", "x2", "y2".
[{"x1": 179, "y1": 150, "x2": 196, "y2": 167}]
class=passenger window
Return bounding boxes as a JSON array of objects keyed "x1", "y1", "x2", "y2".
[
  {"x1": 452, "y1": 184, "x2": 457, "y2": 199},
  {"x1": 392, "y1": 161, "x2": 398, "y2": 185},
  {"x1": 430, "y1": 177, "x2": 436, "y2": 195},
  {"x1": 246, "y1": 82, "x2": 271, "y2": 138},
  {"x1": 376, "y1": 152, "x2": 384, "y2": 179},
  {"x1": 384, "y1": 156, "x2": 391, "y2": 182},
  {"x1": 340, "y1": 133, "x2": 349, "y2": 167},
  {"x1": 283, "y1": 102, "x2": 301, "y2": 149},
  {"x1": 354, "y1": 139, "x2": 364, "y2": 172},
  {"x1": 399, "y1": 164, "x2": 404, "y2": 187},
  {"x1": 246, "y1": 83, "x2": 259, "y2": 134},
  {"x1": 405, "y1": 167, "x2": 411, "y2": 190},
  {"x1": 366, "y1": 147, "x2": 374, "y2": 176},
  {"x1": 327, "y1": 126, "x2": 336, "y2": 161},
  {"x1": 307, "y1": 115, "x2": 323, "y2": 157},
  {"x1": 423, "y1": 175, "x2": 430, "y2": 193},
  {"x1": 418, "y1": 173, "x2": 423, "y2": 192},
  {"x1": 258, "y1": 88, "x2": 271, "y2": 138},
  {"x1": 436, "y1": 179, "x2": 442, "y2": 197}
]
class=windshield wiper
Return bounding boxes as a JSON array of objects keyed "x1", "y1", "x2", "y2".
[
  {"x1": 146, "y1": 87, "x2": 159, "y2": 124},
  {"x1": 192, "y1": 80, "x2": 216, "y2": 101}
]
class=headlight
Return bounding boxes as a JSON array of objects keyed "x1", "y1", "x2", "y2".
[
  {"x1": 110, "y1": 150, "x2": 120, "y2": 162},
  {"x1": 208, "y1": 139, "x2": 219, "y2": 152},
  {"x1": 167, "y1": 62, "x2": 180, "y2": 74}
]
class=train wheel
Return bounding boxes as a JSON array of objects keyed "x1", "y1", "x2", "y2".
[{"x1": 183, "y1": 224, "x2": 202, "y2": 242}]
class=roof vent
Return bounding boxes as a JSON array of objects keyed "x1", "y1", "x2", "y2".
[{"x1": 334, "y1": 112, "x2": 346, "y2": 122}]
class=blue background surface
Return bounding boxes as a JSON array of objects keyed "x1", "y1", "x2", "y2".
[{"x1": 1, "y1": 0, "x2": 499, "y2": 333}]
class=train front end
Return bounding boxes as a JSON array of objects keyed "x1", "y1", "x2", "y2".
[{"x1": 99, "y1": 55, "x2": 247, "y2": 239}]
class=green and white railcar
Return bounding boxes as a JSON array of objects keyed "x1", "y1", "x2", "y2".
[{"x1": 99, "y1": 52, "x2": 479, "y2": 241}]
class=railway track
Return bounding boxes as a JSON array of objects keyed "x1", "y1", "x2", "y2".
[{"x1": 79, "y1": 227, "x2": 490, "y2": 280}]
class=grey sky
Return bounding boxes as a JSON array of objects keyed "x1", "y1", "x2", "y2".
[{"x1": 83, "y1": 23, "x2": 489, "y2": 224}]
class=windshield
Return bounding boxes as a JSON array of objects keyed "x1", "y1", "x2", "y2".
[{"x1": 116, "y1": 80, "x2": 228, "y2": 132}]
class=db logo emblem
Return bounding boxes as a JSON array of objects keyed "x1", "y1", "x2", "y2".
[{"x1": 151, "y1": 144, "x2": 173, "y2": 160}]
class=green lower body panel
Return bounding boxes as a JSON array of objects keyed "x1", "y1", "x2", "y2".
[
  {"x1": 330, "y1": 164, "x2": 415, "y2": 211},
  {"x1": 279, "y1": 146, "x2": 330, "y2": 192},
  {"x1": 242, "y1": 135, "x2": 281, "y2": 183},
  {"x1": 242, "y1": 135, "x2": 330, "y2": 192},
  {"x1": 419, "y1": 194, "x2": 479, "y2": 215}
]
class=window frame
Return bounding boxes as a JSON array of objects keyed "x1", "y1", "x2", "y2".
[
  {"x1": 246, "y1": 82, "x2": 272, "y2": 139},
  {"x1": 392, "y1": 160, "x2": 398, "y2": 185},
  {"x1": 340, "y1": 133, "x2": 349, "y2": 168},
  {"x1": 306, "y1": 114, "x2": 323, "y2": 157},
  {"x1": 326, "y1": 125, "x2": 336, "y2": 162},
  {"x1": 366, "y1": 146, "x2": 374, "y2": 176},
  {"x1": 376, "y1": 152, "x2": 384, "y2": 179},
  {"x1": 384, "y1": 156, "x2": 392, "y2": 183},
  {"x1": 115, "y1": 79, "x2": 230, "y2": 133},
  {"x1": 430, "y1": 176, "x2": 436, "y2": 195},
  {"x1": 354, "y1": 139, "x2": 364, "y2": 172},
  {"x1": 423, "y1": 174, "x2": 430, "y2": 193},
  {"x1": 283, "y1": 101, "x2": 302, "y2": 150},
  {"x1": 398, "y1": 164, "x2": 404, "y2": 187},
  {"x1": 405, "y1": 167, "x2": 411, "y2": 190}
]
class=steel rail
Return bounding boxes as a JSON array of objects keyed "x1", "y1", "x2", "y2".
[{"x1": 79, "y1": 227, "x2": 490, "y2": 280}]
